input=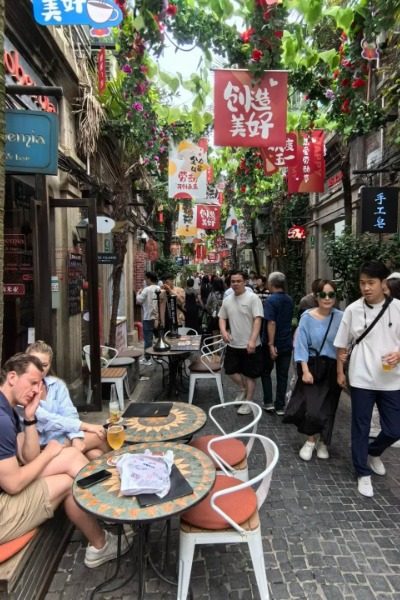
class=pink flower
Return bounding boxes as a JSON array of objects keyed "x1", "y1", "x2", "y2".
[
  {"x1": 132, "y1": 102, "x2": 143, "y2": 111},
  {"x1": 135, "y1": 82, "x2": 147, "y2": 95},
  {"x1": 121, "y1": 64, "x2": 132, "y2": 74},
  {"x1": 240, "y1": 27, "x2": 255, "y2": 43},
  {"x1": 139, "y1": 64, "x2": 148, "y2": 74}
]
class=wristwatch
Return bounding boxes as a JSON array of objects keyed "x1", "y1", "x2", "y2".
[{"x1": 23, "y1": 417, "x2": 38, "y2": 426}]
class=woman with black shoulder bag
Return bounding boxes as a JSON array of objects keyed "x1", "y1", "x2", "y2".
[{"x1": 283, "y1": 280, "x2": 343, "y2": 461}]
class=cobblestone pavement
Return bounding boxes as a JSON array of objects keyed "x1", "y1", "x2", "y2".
[{"x1": 45, "y1": 359, "x2": 400, "y2": 600}]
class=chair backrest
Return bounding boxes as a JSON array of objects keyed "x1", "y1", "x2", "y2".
[
  {"x1": 208, "y1": 401, "x2": 262, "y2": 437},
  {"x1": 208, "y1": 434, "x2": 279, "y2": 533},
  {"x1": 83, "y1": 345, "x2": 118, "y2": 371},
  {"x1": 200, "y1": 336, "x2": 226, "y2": 374}
]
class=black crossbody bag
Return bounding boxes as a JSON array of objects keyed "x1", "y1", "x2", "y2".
[
  {"x1": 344, "y1": 296, "x2": 393, "y2": 386},
  {"x1": 306, "y1": 312, "x2": 334, "y2": 383}
]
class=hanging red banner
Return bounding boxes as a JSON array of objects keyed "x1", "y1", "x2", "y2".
[
  {"x1": 97, "y1": 47, "x2": 106, "y2": 95},
  {"x1": 196, "y1": 204, "x2": 221, "y2": 230},
  {"x1": 287, "y1": 130, "x2": 325, "y2": 193},
  {"x1": 259, "y1": 132, "x2": 298, "y2": 175},
  {"x1": 195, "y1": 244, "x2": 207, "y2": 261},
  {"x1": 214, "y1": 69, "x2": 288, "y2": 147}
]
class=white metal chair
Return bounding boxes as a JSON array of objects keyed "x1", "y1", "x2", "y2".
[
  {"x1": 177, "y1": 434, "x2": 279, "y2": 600},
  {"x1": 190, "y1": 401, "x2": 262, "y2": 481},
  {"x1": 188, "y1": 335, "x2": 225, "y2": 404},
  {"x1": 83, "y1": 345, "x2": 130, "y2": 410}
]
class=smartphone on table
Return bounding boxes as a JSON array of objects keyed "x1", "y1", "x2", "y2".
[{"x1": 76, "y1": 469, "x2": 112, "y2": 489}]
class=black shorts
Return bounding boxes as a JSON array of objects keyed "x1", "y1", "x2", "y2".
[{"x1": 224, "y1": 345, "x2": 263, "y2": 379}]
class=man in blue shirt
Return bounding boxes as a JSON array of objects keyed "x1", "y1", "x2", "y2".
[{"x1": 262, "y1": 272, "x2": 294, "y2": 415}]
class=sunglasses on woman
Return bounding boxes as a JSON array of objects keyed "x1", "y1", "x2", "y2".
[{"x1": 317, "y1": 291, "x2": 336, "y2": 299}]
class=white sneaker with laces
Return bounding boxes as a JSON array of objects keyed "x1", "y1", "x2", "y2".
[
  {"x1": 299, "y1": 441, "x2": 315, "y2": 461},
  {"x1": 316, "y1": 441, "x2": 330, "y2": 459},
  {"x1": 263, "y1": 403, "x2": 275, "y2": 412},
  {"x1": 234, "y1": 390, "x2": 246, "y2": 402},
  {"x1": 367, "y1": 455, "x2": 386, "y2": 476},
  {"x1": 237, "y1": 402, "x2": 252, "y2": 415},
  {"x1": 84, "y1": 529, "x2": 132, "y2": 569},
  {"x1": 358, "y1": 475, "x2": 374, "y2": 497}
]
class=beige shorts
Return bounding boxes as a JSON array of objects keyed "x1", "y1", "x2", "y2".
[{"x1": 0, "y1": 479, "x2": 54, "y2": 543}]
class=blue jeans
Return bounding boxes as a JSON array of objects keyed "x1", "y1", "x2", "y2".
[
  {"x1": 261, "y1": 347, "x2": 292, "y2": 410},
  {"x1": 143, "y1": 319, "x2": 154, "y2": 358},
  {"x1": 350, "y1": 387, "x2": 400, "y2": 476}
]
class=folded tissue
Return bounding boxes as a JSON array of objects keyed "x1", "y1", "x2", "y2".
[{"x1": 116, "y1": 450, "x2": 174, "y2": 497}]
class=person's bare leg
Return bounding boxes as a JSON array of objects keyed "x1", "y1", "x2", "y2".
[
  {"x1": 44, "y1": 475, "x2": 105, "y2": 549},
  {"x1": 229, "y1": 372, "x2": 246, "y2": 393},
  {"x1": 244, "y1": 376, "x2": 256, "y2": 401},
  {"x1": 41, "y1": 447, "x2": 88, "y2": 479},
  {"x1": 83, "y1": 432, "x2": 109, "y2": 458}
]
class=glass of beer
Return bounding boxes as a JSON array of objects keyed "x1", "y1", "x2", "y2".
[
  {"x1": 381, "y1": 355, "x2": 393, "y2": 371},
  {"x1": 107, "y1": 425, "x2": 125, "y2": 450}
]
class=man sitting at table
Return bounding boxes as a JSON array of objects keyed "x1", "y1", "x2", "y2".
[{"x1": 0, "y1": 353, "x2": 131, "y2": 568}]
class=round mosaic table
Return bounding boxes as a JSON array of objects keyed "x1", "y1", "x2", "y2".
[
  {"x1": 73, "y1": 442, "x2": 216, "y2": 523},
  {"x1": 123, "y1": 401, "x2": 206, "y2": 444}
]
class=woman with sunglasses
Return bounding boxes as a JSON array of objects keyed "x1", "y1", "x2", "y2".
[{"x1": 286, "y1": 280, "x2": 343, "y2": 461}]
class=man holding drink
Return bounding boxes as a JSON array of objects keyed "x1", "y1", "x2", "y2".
[{"x1": 334, "y1": 261, "x2": 400, "y2": 498}]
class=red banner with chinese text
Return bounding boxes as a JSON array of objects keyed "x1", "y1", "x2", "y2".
[
  {"x1": 259, "y1": 132, "x2": 298, "y2": 175},
  {"x1": 196, "y1": 205, "x2": 221, "y2": 230},
  {"x1": 98, "y1": 47, "x2": 106, "y2": 95},
  {"x1": 214, "y1": 69, "x2": 288, "y2": 147},
  {"x1": 287, "y1": 130, "x2": 325, "y2": 193}
]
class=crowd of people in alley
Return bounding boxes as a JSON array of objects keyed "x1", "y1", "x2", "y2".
[{"x1": 0, "y1": 261, "x2": 399, "y2": 568}]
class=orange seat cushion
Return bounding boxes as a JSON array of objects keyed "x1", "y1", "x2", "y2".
[
  {"x1": 101, "y1": 367, "x2": 127, "y2": 378},
  {"x1": 0, "y1": 529, "x2": 37, "y2": 563},
  {"x1": 190, "y1": 435, "x2": 247, "y2": 467},
  {"x1": 181, "y1": 475, "x2": 257, "y2": 530},
  {"x1": 190, "y1": 358, "x2": 221, "y2": 373}
]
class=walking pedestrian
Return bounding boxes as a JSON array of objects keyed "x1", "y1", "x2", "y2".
[
  {"x1": 218, "y1": 270, "x2": 264, "y2": 415},
  {"x1": 262, "y1": 271, "x2": 294, "y2": 416},
  {"x1": 136, "y1": 272, "x2": 160, "y2": 365},
  {"x1": 334, "y1": 260, "x2": 400, "y2": 498},
  {"x1": 283, "y1": 280, "x2": 343, "y2": 460}
]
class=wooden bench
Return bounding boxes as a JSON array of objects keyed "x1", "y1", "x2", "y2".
[{"x1": 0, "y1": 509, "x2": 72, "y2": 599}]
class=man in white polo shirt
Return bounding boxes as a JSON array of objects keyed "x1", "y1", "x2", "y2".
[
  {"x1": 219, "y1": 270, "x2": 264, "y2": 415},
  {"x1": 334, "y1": 260, "x2": 400, "y2": 498}
]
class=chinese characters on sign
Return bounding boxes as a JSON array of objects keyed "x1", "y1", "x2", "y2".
[
  {"x1": 260, "y1": 132, "x2": 297, "y2": 175},
  {"x1": 176, "y1": 202, "x2": 197, "y2": 237},
  {"x1": 168, "y1": 139, "x2": 208, "y2": 200},
  {"x1": 361, "y1": 187, "x2": 399, "y2": 234},
  {"x1": 287, "y1": 130, "x2": 325, "y2": 193},
  {"x1": 214, "y1": 69, "x2": 288, "y2": 147},
  {"x1": 196, "y1": 205, "x2": 220, "y2": 230},
  {"x1": 32, "y1": 0, "x2": 123, "y2": 27}
]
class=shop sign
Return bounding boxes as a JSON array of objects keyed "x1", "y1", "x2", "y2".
[
  {"x1": 287, "y1": 225, "x2": 307, "y2": 241},
  {"x1": 4, "y1": 40, "x2": 57, "y2": 113},
  {"x1": 32, "y1": 0, "x2": 123, "y2": 27},
  {"x1": 214, "y1": 69, "x2": 288, "y2": 147},
  {"x1": 4, "y1": 283, "x2": 25, "y2": 296},
  {"x1": 97, "y1": 252, "x2": 118, "y2": 264},
  {"x1": 327, "y1": 171, "x2": 343, "y2": 188},
  {"x1": 5, "y1": 110, "x2": 58, "y2": 175},
  {"x1": 360, "y1": 187, "x2": 399, "y2": 234}
]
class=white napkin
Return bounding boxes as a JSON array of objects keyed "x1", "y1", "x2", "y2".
[{"x1": 116, "y1": 450, "x2": 174, "y2": 497}]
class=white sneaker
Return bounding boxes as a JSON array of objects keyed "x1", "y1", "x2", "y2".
[
  {"x1": 367, "y1": 455, "x2": 386, "y2": 476},
  {"x1": 237, "y1": 402, "x2": 252, "y2": 415},
  {"x1": 299, "y1": 441, "x2": 315, "y2": 461},
  {"x1": 358, "y1": 475, "x2": 374, "y2": 497},
  {"x1": 263, "y1": 403, "x2": 275, "y2": 412},
  {"x1": 316, "y1": 441, "x2": 330, "y2": 459},
  {"x1": 234, "y1": 390, "x2": 246, "y2": 402},
  {"x1": 84, "y1": 530, "x2": 132, "y2": 568}
]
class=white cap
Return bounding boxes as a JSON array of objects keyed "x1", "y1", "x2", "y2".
[{"x1": 386, "y1": 272, "x2": 400, "y2": 280}]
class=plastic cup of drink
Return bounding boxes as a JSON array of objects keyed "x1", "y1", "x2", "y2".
[
  {"x1": 381, "y1": 356, "x2": 393, "y2": 371},
  {"x1": 107, "y1": 425, "x2": 125, "y2": 450}
]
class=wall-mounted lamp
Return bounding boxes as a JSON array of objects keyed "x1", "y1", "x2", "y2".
[{"x1": 76, "y1": 219, "x2": 88, "y2": 243}]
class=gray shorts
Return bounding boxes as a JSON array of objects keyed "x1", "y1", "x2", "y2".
[{"x1": 0, "y1": 479, "x2": 53, "y2": 543}]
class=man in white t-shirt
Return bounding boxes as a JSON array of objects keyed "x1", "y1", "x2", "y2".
[
  {"x1": 136, "y1": 272, "x2": 160, "y2": 365},
  {"x1": 334, "y1": 260, "x2": 400, "y2": 498},
  {"x1": 218, "y1": 270, "x2": 264, "y2": 415}
]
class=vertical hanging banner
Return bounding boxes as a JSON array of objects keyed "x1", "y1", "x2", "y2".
[
  {"x1": 214, "y1": 69, "x2": 288, "y2": 147},
  {"x1": 98, "y1": 47, "x2": 106, "y2": 94},
  {"x1": 196, "y1": 205, "x2": 221, "y2": 230},
  {"x1": 287, "y1": 130, "x2": 325, "y2": 193},
  {"x1": 168, "y1": 139, "x2": 208, "y2": 200},
  {"x1": 259, "y1": 132, "x2": 298, "y2": 175},
  {"x1": 360, "y1": 188, "x2": 399, "y2": 233},
  {"x1": 176, "y1": 202, "x2": 197, "y2": 237}
]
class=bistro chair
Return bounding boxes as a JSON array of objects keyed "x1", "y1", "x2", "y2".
[
  {"x1": 188, "y1": 335, "x2": 225, "y2": 405},
  {"x1": 190, "y1": 401, "x2": 262, "y2": 481},
  {"x1": 83, "y1": 345, "x2": 130, "y2": 410},
  {"x1": 177, "y1": 433, "x2": 279, "y2": 600}
]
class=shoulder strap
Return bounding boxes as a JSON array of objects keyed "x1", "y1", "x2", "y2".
[
  {"x1": 318, "y1": 312, "x2": 334, "y2": 355},
  {"x1": 355, "y1": 296, "x2": 393, "y2": 346}
]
